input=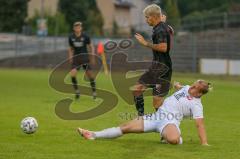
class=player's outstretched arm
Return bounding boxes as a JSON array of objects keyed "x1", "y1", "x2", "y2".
[{"x1": 195, "y1": 118, "x2": 209, "y2": 146}]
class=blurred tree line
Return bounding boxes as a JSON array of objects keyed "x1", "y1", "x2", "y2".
[
  {"x1": 28, "y1": 0, "x2": 103, "y2": 36},
  {"x1": 28, "y1": 11, "x2": 69, "y2": 36},
  {"x1": 177, "y1": 0, "x2": 240, "y2": 31},
  {"x1": 153, "y1": 0, "x2": 240, "y2": 30},
  {"x1": 178, "y1": 0, "x2": 240, "y2": 18},
  {"x1": 0, "y1": 0, "x2": 28, "y2": 32},
  {"x1": 0, "y1": 0, "x2": 103, "y2": 36},
  {"x1": 58, "y1": 0, "x2": 103, "y2": 36}
]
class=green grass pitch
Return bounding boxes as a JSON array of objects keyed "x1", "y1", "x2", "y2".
[{"x1": 0, "y1": 68, "x2": 240, "y2": 159}]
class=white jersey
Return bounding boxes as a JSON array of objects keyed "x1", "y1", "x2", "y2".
[
  {"x1": 159, "y1": 85, "x2": 204, "y2": 123},
  {"x1": 143, "y1": 85, "x2": 204, "y2": 134}
]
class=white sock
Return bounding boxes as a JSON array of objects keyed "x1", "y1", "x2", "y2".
[{"x1": 94, "y1": 127, "x2": 123, "y2": 139}]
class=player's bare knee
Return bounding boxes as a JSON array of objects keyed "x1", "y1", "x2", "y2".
[
  {"x1": 167, "y1": 136, "x2": 180, "y2": 145},
  {"x1": 85, "y1": 70, "x2": 93, "y2": 78},
  {"x1": 162, "y1": 124, "x2": 180, "y2": 145},
  {"x1": 70, "y1": 69, "x2": 77, "y2": 77}
]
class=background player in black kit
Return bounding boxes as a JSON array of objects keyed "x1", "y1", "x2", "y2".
[
  {"x1": 68, "y1": 22, "x2": 96, "y2": 99},
  {"x1": 133, "y1": 4, "x2": 173, "y2": 116}
]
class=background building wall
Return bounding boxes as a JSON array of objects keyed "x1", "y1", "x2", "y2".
[
  {"x1": 129, "y1": 0, "x2": 152, "y2": 33},
  {"x1": 114, "y1": 7, "x2": 132, "y2": 35},
  {"x1": 96, "y1": 0, "x2": 115, "y2": 35}
]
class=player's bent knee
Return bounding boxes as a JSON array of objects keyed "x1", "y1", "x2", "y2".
[
  {"x1": 85, "y1": 70, "x2": 93, "y2": 78},
  {"x1": 167, "y1": 136, "x2": 180, "y2": 145},
  {"x1": 70, "y1": 69, "x2": 77, "y2": 77},
  {"x1": 162, "y1": 124, "x2": 181, "y2": 145}
]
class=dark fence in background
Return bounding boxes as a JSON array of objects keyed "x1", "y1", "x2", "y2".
[
  {"x1": 0, "y1": 34, "x2": 68, "y2": 59},
  {"x1": 1, "y1": 28, "x2": 240, "y2": 73}
]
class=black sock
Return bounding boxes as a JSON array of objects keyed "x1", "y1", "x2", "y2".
[
  {"x1": 134, "y1": 95, "x2": 144, "y2": 116},
  {"x1": 71, "y1": 77, "x2": 79, "y2": 91},
  {"x1": 90, "y1": 78, "x2": 96, "y2": 92}
]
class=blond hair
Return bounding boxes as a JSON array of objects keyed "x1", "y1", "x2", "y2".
[
  {"x1": 197, "y1": 80, "x2": 213, "y2": 95},
  {"x1": 143, "y1": 4, "x2": 161, "y2": 16},
  {"x1": 73, "y1": 21, "x2": 82, "y2": 27}
]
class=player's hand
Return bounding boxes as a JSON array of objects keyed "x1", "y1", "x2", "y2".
[
  {"x1": 173, "y1": 81, "x2": 183, "y2": 90},
  {"x1": 173, "y1": 81, "x2": 180, "y2": 87},
  {"x1": 135, "y1": 33, "x2": 147, "y2": 46}
]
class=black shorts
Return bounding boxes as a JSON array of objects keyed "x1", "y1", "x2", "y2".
[
  {"x1": 138, "y1": 63, "x2": 172, "y2": 97},
  {"x1": 71, "y1": 57, "x2": 91, "y2": 71}
]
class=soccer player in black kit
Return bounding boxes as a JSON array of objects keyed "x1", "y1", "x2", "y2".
[
  {"x1": 133, "y1": 4, "x2": 173, "y2": 116},
  {"x1": 68, "y1": 22, "x2": 96, "y2": 99}
]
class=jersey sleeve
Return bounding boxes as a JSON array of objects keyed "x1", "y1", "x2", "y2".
[
  {"x1": 168, "y1": 25, "x2": 174, "y2": 35},
  {"x1": 191, "y1": 102, "x2": 204, "y2": 119},
  {"x1": 68, "y1": 36, "x2": 74, "y2": 47}
]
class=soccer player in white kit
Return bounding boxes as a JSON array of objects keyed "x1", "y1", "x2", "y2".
[{"x1": 77, "y1": 80, "x2": 211, "y2": 145}]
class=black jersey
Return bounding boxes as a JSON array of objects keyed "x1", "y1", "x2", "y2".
[
  {"x1": 152, "y1": 22, "x2": 172, "y2": 70},
  {"x1": 68, "y1": 33, "x2": 91, "y2": 55}
]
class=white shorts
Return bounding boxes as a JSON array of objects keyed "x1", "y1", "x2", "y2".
[{"x1": 143, "y1": 110, "x2": 181, "y2": 135}]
